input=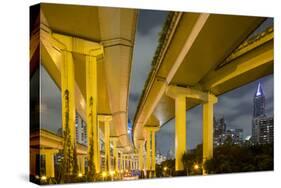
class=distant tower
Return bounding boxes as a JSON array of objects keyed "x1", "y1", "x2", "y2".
[
  {"x1": 252, "y1": 82, "x2": 268, "y2": 144},
  {"x1": 253, "y1": 82, "x2": 265, "y2": 118}
]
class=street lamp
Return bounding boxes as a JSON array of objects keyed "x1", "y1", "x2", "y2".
[
  {"x1": 40, "y1": 176, "x2": 47, "y2": 181},
  {"x1": 163, "y1": 166, "x2": 169, "y2": 177},
  {"x1": 102, "y1": 171, "x2": 107, "y2": 181},
  {"x1": 194, "y1": 164, "x2": 199, "y2": 170}
]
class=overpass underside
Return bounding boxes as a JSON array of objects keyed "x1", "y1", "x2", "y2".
[
  {"x1": 133, "y1": 12, "x2": 273, "y2": 174},
  {"x1": 30, "y1": 3, "x2": 138, "y2": 179}
]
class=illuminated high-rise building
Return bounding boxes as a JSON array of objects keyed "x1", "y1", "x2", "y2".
[
  {"x1": 253, "y1": 82, "x2": 265, "y2": 118},
  {"x1": 252, "y1": 82, "x2": 273, "y2": 144}
]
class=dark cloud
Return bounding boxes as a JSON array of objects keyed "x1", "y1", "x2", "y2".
[
  {"x1": 40, "y1": 64, "x2": 62, "y2": 134},
  {"x1": 137, "y1": 10, "x2": 168, "y2": 36},
  {"x1": 129, "y1": 93, "x2": 140, "y2": 103},
  {"x1": 128, "y1": 11, "x2": 168, "y2": 120}
]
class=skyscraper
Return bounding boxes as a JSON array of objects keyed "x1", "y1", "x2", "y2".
[
  {"x1": 253, "y1": 116, "x2": 273, "y2": 144},
  {"x1": 252, "y1": 82, "x2": 273, "y2": 144},
  {"x1": 253, "y1": 82, "x2": 265, "y2": 118}
]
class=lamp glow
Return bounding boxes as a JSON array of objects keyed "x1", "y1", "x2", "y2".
[
  {"x1": 41, "y1": 176, "x2": 47, "y2": 181},
  {"x1": 102, "y1": 171, "x2": 107, "y2": 177}
]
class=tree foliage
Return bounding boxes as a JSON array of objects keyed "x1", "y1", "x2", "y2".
[{"x1": 204, "y1": 144, "x2": 273, "y2": 174}]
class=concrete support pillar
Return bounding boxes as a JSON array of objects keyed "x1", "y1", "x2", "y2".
[
  {"x1": 124, "y1": 155, "x2": 127, "y2": 170},
  {"x1": 151, "y1": 131, "x2": 156, "y2": 172},
  {"x1": 86, "y1": 55, "x2": 99, "y2": 173},
  {"x1": 138, "y1": 140, "x2": 144, "y2": 171},
  {"x1": 134, "y1": 158, "x2": 137, "y2": 170},
  {"x1": 144, "y1": 127, "x2": 159, "y2": 177},
  {"x1": 42, "y1": 150, "x2": 58, "y2": 178},
  {"x1": 166, "y1": 85, "x2": 217, "y2": 174},
  {"x1": 145, "y1": 131, "x2": 151, "y2": 171},
  {"x1": 111, "y1": 137, "x2": 118, "y2": 172},
  {"x1": 129, "y1": 156, "x2": 132, "y2": 170},
  {"x1": 131, "y1": 157, "x2": 134, "y2": 170},
  {"x1": 120, "y1": 153, "x2": 124, "y2": 171},
  {"x1": 98, "y1": 115, "x2": 112, "y2": 172},
  {"x1": 61, "y1": 50, "x2": 76, "y2": 168},
  {"x1": 45, "y1": 153, "x2": 55, "y2": 178},
  {"x1": 78, "y1": 155, "x2": 86, "y2": 175},
  {"x1": 97, "y1": 121, "x2": 101, "y2": 172},
  {"x1": 175, "y1": 96, "x2": 186, "y2": 172},
  {"x1": 202, "y1": 94, "x2": 217, "y2": 175},
  {"x1": 105, "y1": 121, "x2": 111, "y2": 171},
  {"x1": 124, "y1": 155, "x2": 126, "y2": 171},
  {"x1": 118, "y1": 152, "x2": 121, "y2": 171}
]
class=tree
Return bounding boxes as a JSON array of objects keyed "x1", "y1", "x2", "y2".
[
  {"x1": 60, "y1": 90, "x2": 77, "y2": 183},
  {"x1": 182, "y1": 144, "x2": 203, "y2": 175},
  {"x1": 87, "y1": 96, "x2": 96, "y2": 181},
  {"x1": 204, "y1": 143, "x2": 273, "y2": 174},
  {"x1": 87, "y1": 141, "x2": 96, "y2": 181},
  {"x1": 72, "y1": 144, "x2": 79, "y2": 176}
]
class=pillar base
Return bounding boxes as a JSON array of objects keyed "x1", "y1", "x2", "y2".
[
  {"x1": 174, "y1": 170, "x2": 186, "y2": 177},
  {"x1": 146, "y1": 170, "x2": 151, "y2": 178},
  {"x1": 150, "y1": 170, "x2": 156, "y2": 178}
]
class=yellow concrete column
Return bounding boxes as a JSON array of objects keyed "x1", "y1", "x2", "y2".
[
  {"x1": 151, "y1": 131, "x2": 155, "y2": 172},
  {"x1": 138, "y1": 140, "x2": 144, "y2": 171},
  {"x1": 151, "y1": 127, "x2": 159, "y2": 173},
  {"x1": 123, "y1": 154, "x2": 126, "y2": 171},
  {"x1": 131, "y1": 156, "x2": 134, "y2": 170},
  {"x1": 129, "y1": 156, "x2": 131, "y2": 170},
  {"x1": 145, "y1": 130, "x2": 151, "y2": 171},
  {"x1": 144, "y1": 126, "x2": 159, "y2": 177},
  {"x1": 126, "y1": 155, "x2": 128, "y2": 170},
  {"x1": 105, "y1": 121, "x2": 111, "y2": 171},
  {"x1": 203, "y1": 93, "x2": 217, "y2": 175},
  {"x1": 124, "y1": 154, "x2": 127, "y2": 170},
  {"x1": 175, "y1": 96, "x2": 186, "y2": 171},
  {"x1": 42, "y1": 150, "x2": 58, "y2": 178},
  {"x1": 98, "y1": 115, "x2": 112, "y2": 172},
  {"x1": 61, "y1": 50, "x2": 76, "y2": 154},
  {"x1": 111, "y1": 137, "x2": 118, "y2": 172},
  {"x1": 120, "y1": 153, "x2": 123, "y2": 171},
  {"x1": 78, "y1": 155, "x2": 86, "y2": 175},
  {"x1": 86, "y1": 55, "x2": 99, "y2": 173},
  {"x1": 134, "y1": 156, "x2": 137, "y2": 170},
  {"x1": 97, "y1": 121, "x2": 101, "y2": 173}
]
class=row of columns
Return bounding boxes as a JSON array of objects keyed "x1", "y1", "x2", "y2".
[
  {"x1": 119, "y1": 154, "x2": 139, "y2": 171},
  {"x1": 136, "y1": 126, "x2": 159, "y2": 178},
  {"x1": 34, "y1": 32, "x2": 118, "y2": 178}
]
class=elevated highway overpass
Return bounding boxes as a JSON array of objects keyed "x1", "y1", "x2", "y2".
[
  {"x1": 30, "y1": 3, "x2": 138, "y2": 177},
  {"x1": 132, "y1": 12, "x2": 273, "y2": 175}
]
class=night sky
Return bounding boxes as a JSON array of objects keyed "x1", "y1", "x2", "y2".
[{"x1": 39, "y1": 9, "x2": 273, "y2": 156}]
